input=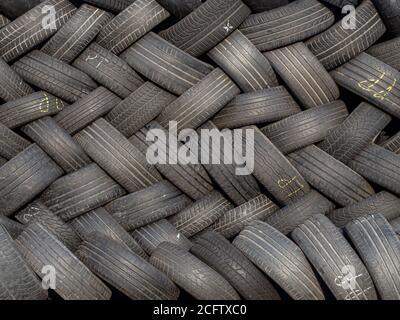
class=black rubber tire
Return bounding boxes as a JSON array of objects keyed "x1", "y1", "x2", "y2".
[
  {"x1": 83, "y1": 0, "x2": 135, "y2": 12},
  {"x1": 328, "y1": 191, "x2": 400, "y2": 228},
  {"x1": 73, "y1": 43, "x2": 144, "y2": 99},
  {"x1": 331, "y1": 53, "x2": 400, "y2": 119},
  {"x1": 0, "y1": 0, "x2": 42, "y2": 19},
  {"x1": 372, "y1": 0, "x2": 400, "y2": 36},
  {"x1": 159, "y1": 0, "x2": 251, "y2": 57},
  {"x1": 348, "y1": 144, "x2": 400, "y2": 196},
  {"x1": 208, "y1": 194, "x2": 279, "y2": 239},
  {"x1": 264, "y1": 190, "x2": 335, "y2": 235},
  {"x1": 208, "y1": 30, "x2": 278, "y2": 92},
  {"x1": 131, "y1": 219, "x2": 193, "y2": 255},
  {"x1": 289, "y1": 145, "x2": 375, "y2": 206},
  {"x1": 233, "y1": 220, "x2": 325, "y2": 300},
  {"x1": 0, "y1": 157, "x2": 7, "y2": 167},
  {"x1": 292, "y1": 214, "x2": 378, "y2": 300},
  {"x1": 0, "y1": 57, "x2": 34, "y2": 102},
  {"x1": 0, "y1": 122, "x2": 31, "y2": 160},
  {"x1": 156, "y1": 68, "x2": 240, "y2": 131},
  {"x1": 105, "y1": 82, "x2": 175, "y2": 137},
  {"x1": 129, "y1": 121, "x2": 214, "y2": 200},
  {"x1": 319, "y1": 102, "x2": 392, "y2": 164},
  {"x1": 12, "y1": 50, "x2": 98, "y2": 103},
  {"x1": 250, "y1": 126, "x2": 310, "y2": 205},
  {"x1": 0, "y1": 144, "x2": 63, "y2": 216},
  {"x1": 15, "y1": 201, "x2": 80, "y2": 251},
  {"x1": 197, "y1": 121, "x2": 261, "y2": 206},
  {"x1": 0, "y1": 0, "x2": 76, "y2": 63},
  {"x1": 76, "y1": 232, "x2": 179, "y2": 300},
  {"x1": 39, "y1": 163, "x2": 126, "y2": 221},
  {"x1": 156, "y1": 0, "x2": 203, "y2": 19},
  {"x1": 240, "y1": 0, "x2": 334, "y2": 52},
  {"x1": 96, "y1": 0, "x2": 170, "y2": 55},
  {"x1": 16, "y1": 222, "x2": 111, "y2": 300},
  {"x1": 22, "y1": 116, "x2": 91, "y2": 173},
  {"x1": 262, "y1": 101, "x2": 349, "y2": 154},
  {"x1": 265, "y1": 42, "x2": 340, "y2": 109},
  {"x1": 0, "y1": 225, "x2": 47, "y2": 300},
  {"x1": 368, "y1": 37, "x2": 400, "y2": 71},
  {"x1": 70, "y1": 207, "x2": 147, "y2": 259},
  {"x1": 105, "y1": 180, "x2": 192, "y2": 231},
  {"x1": 74, "y1": 118, "x2": 162, "y2": 193},
  {"x1": 390, "y1": 216, "x2": 400, "y2": 236},
  {"x1": 345, "y1": 213, "x2": 400, "y2": 300},
  {"x1": 54, "y1": 87, "x2": 121, "y2": 135},
  {"x1": 168, "y1": 191, "x2": 233, "y2": 238},
  {"x1": 149, "y1": 241, "x2": 240, "y2": 300},
  {"x1": 321, "y1": 0, "x2": 358, "y2": 7},
  {"x1": 41, "y1": 4, "x2": 113, "y2": 63},
  {"x1": 191, "y1": 231, "x2": 280, "y2": 300},
  {"x1": 306, "y1": 0, "x2": 386, "y2": 70},
  {"x1": 0, "y1": 91, "x2": 66, "y2": 129},
  {"x1": 0, "y1": 216, "x2": 25, "y2": 239},
  {"x1": 242, "y1": 0, "x2": 289, "y2": 12},
  {"x1": 212, "y1": 86, "x2": 301, "y2": 129},
  {"x1": 381, "y1": 131, "x2": 400, "y2": 154},
  {"x1": 121, "y1": 32, "x2": 214, "y2": 96}
]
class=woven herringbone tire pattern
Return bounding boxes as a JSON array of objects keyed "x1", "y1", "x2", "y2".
[{"x1": 0, "y1": 0, "x2": 399, "y2": 302}]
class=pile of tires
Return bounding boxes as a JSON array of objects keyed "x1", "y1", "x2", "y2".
[{"x1": 0, "y1": 0, "x2": 400, "y2": 300}]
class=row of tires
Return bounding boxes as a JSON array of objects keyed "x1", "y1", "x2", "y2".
[{"x1": 0, "y1": 0, "x2": 399, "y2": 300}]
